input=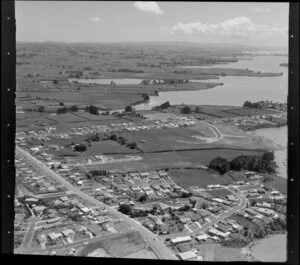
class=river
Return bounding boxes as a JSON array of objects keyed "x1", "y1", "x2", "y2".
[{"x1": 249, "y1": 233, "x2": 287, "y2": 262}]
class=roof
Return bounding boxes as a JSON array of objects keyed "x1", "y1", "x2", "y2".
[
  {"x1": 170, "y1": 236, "x2": 192, "y2": 244},
  {"x1": 177, "y1": 251, "x2": 198, "y2": 260}
]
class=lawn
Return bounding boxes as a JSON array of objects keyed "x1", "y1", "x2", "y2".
[
  {"x1": 169, "y1": 168, "x2": 235, "y2": 188},
  {"x1": 86, "y1": 140, "x2": 138, "y2": 155},
  {"x1": 47, "y1": 112, "x2": 87, "y2": 123},
  {"x1": 206, "y1": 188, "x2": 233, "y2": 198}
]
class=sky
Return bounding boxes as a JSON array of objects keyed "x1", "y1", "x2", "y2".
[{"x1": 15, "y1": 1, "x2": 289, "y2": 48}]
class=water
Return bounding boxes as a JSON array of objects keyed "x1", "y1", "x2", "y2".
[
  {"x1": 178, "y1": 53, "x2": 287, "y2": 72},
  {"x1": 136, "y1": 53, "x2": 288, "y2": 110},
  {"x1": 255, "y1": 126, "x2": 287, "y2": 178},
  {"x1": 69, "y1": 78, "x2": 143, "y2": 85},
  {"x1": 250, "y1": 234, "x2": 287, "y2": 262}
]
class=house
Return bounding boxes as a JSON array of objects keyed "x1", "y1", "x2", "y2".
[
  {"x1": 177, "y1": 251, "x2": 198, "y2": 261},
  {"x1": 62, "y1": 229, "x2": 75, "y2": 237},
  {"x1": 245, "y1": 208, "x2": 258, "y2": 216},
  {"x1": 179, "y1": 217, "x2": 191, "y2": 224},
  {"x1": 196, "y1": 233, "x2": 210, "y2": 242},
  {"x1": 216, "y1": 223, "x2": 232, "y2": 233},
  {"x1": 208, "y1": 228, "x2": 229, "y2": 239},
  {"x1": 170, "y1": 236, "x2": 192, "y2": 245},
  {"x1": 226, "y1": 195, "x2": 236, "y2": 201},
  {"x1": 140, "y1": 172, "x2": 150, "y2": 178},
  {"x1": 48, "y1": 232, "x2": 63, "y2": 241},
  {"x1": 159, "y1": 203, "x2": 171, "y2": 212}
]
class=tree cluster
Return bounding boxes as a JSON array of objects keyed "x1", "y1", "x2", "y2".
[
  {"x1": 181, "y1": 106, "x2": 192, "y2": 114},
  {"x1": 243, "y1": 101, "x2": 263, "y2": 109},
  {"x1": 74, "y1": 144, "x2": 87, "y2": 152},
  {"x1": 85, "y1": 105, "x2": 99, "y2": 115},
  {"x1": 209, "y1": 151, "x2": 276, "y2": 175},
  {"x1": 56, "y1": 105, "x2": 79, "y2": 114}
]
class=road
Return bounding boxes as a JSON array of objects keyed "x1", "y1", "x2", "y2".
[
  {"x1": 19, "y1": 217, "x2": 39, "y2": 250},
  {"x1": 16, "y1": 145, "x2": 178, "y2": 260}
]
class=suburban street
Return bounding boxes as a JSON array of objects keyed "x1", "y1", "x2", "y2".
[
  {"x1": 16, "y1": 146, "x2": 178, "y2": 260},
  {"x1": 159, "y1": 186, "x2": 249, "y2": 240}
]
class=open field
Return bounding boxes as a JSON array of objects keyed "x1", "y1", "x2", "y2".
[
  {"x1": 196, "y1": 243, "x2": 248, "y2": 261},
  {"x1": 125, "y1": 248, "x2": 158, "y2": 259},
  {"x1": 84, "y1": 149, "x2": 262, "y2": 173},
  {"x1": 86, "y1": 141, "x2": 139, "y2": 155},
  {"x1": 206, "y1": 188, "x2": 234, "y2": 198},
  {"x1": 169, "y1": 169, "x2": 235, "y2": 188},
  {"x1": 222, "y1": 107, "x2": 280, "y2": 117},
  {"x1": 79, "y1": 231, "x2": 146, "y2": 257}
]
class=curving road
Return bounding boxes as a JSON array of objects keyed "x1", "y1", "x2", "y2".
[{"x1": 16, "y1": 146, "x2": 178, "y2": 260}]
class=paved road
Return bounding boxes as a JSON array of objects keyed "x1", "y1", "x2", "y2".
[
  {"x1": 19, "y1": 217, "x2": 39, "y2": 250},
  {"x1": 16, "y1": 146, "x2": 178, "y2": 260}
]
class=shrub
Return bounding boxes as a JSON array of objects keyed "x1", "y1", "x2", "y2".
[
  {"x1": 74, "y1": 144, "x2": 87, "y2": 152},
  {"x1": 181, "y1": 106, "x2": 192, "y2": 114}
]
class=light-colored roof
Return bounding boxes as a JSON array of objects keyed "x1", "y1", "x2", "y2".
[{"x1": 177, "y1": 251, "x2": 198, "y2": 260}]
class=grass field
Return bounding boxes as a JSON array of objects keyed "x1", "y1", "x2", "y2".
[
  {"x1": 206, "y1": 188, "x2": 233, "y2": 198},
  {"x1": 86, "y1": 140, "x2": 139, "y2": 155},
  {"x1": 168, "y1": 168, "x2": 235, "y2": 188},
  {"x1": 231, "y1": 215, "x2": 260, "y2": 231},
  {"x1": 83, "y1": 149, "x2": 262, "y2": 173},
  {"x1": 79, "y1": 231, "x2": 146, "y2": 257},
  {"x1": 196, "y1": 243, "x2": 248, "y2": 261},
  {"x1": 223, "y1": 108, "x2": 279, "y2": 117}
]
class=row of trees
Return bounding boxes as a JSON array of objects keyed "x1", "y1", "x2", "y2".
[
  {"x1": 243, "y1": 100, "x2": 263, "y2": 109},
  {"x1": 56, "y1": 105, "x2": 79, "y2": 115},
  {"x1": 208, "y1": 151, "x2": 276, "y2": 175},
  {"x1": 109, "y1": 134, "x2": 138, "y2": 149}
]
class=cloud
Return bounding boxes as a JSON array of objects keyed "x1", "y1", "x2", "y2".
[
  {"x1": 251, "y1": 6, "x2": 272, "y2": 13},
  {"x1": 170, "y1": 17, "x2": 287, "y2": 40},
  {"x1": 90, "y1": 17, "x2": 101, "y2": 23},
  {"x1": 133, "y1": 2, "x2": 164, "y2": 15}
]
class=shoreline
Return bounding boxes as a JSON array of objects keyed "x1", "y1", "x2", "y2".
[{"x1": 242, "y1": 232, "x2": 287, "y2": 262}]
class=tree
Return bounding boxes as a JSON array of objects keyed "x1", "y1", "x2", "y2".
[
  {"x1": 91, "y1": 133, "x2": 100, "y2": 142},
  {"x1": 70, "y1": 105, "x2": 79, "y2": 112},
  {"x1": 262, "y1": 151, "x2": 275, "y2": 161},
  {"x1": 209, "y1": 156, "x2": 230, "y2": 174},
  {"x1": 127, "y1": 142, "x2": 137, "y2": 149},
  {"x1": 119, "y1": 204, "x2": 132, "y2": 215},
  {"x1": 86, "y1": 105, "x2": 99, "y2": 115},
  {"x1": 74, "y1": 144, "x2": 87, "y2": 152},
  {"x1": 109, "y1": 134, "x2": 117, "y2": 141},
  {"x1": 181, "y1": 106, "x2": 192, "y2": 114},
  {"x1": 59, "y1": 102, "x2": 64, "y2": 106},
  {"x1": 56, "y1": 107, "x2": 68, "y2": 115},
  {"x1": 138, "y1": 194, "x2": 147, "y2": 202},
  {"x1": 195, "y1": 106, "x2": 203, "y2": 113},
  {"x1": 125, "y1": 105, "x2": 133, "y2": 112},
  {"x1": 142, "y1": 93, "x2": 150, "y2": 101},
  {"x1": 37, "y1": 106, "x2": 45, "y2": 112}
]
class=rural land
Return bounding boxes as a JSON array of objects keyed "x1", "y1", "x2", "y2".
[{"x1": 14, "y1": 42, "x2": 287, "y2": 261}]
